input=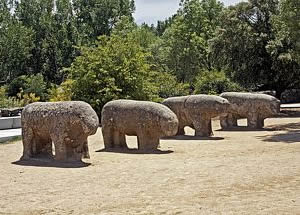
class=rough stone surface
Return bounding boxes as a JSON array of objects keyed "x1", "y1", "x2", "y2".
[
  {"x1": 163, "y1": 95, "x2": 231, "y2": 137},
  {"x1": 101, "y1": 99, "x2": 178, "y2": 151},
  {"x1": 220, "y1": 92, "x2": 280, "y2": 129},
  {"x1": 21, "y1": 101, "x2": 99, "y2": 162}
]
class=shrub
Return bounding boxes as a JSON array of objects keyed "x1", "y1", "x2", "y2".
[
  {"x1": 17, "y1": 89, "x2": 40, "y2": 106},
  {"x1": 0, "y1": 86, "x2": 22, "y2": 108},
  {"x1": 7, "y1": 74, "x2": 48, "y2": 101},
  {"x1": 67, "y1": 34, "x2": 161, "y2": 116},
  {"x1": 7, "y1": 75, "x2": 27, "y2": 97},
  {"x1": 155, "y1": 72, "x2": 190, "y2": 99},
  {"x1": 194, "y1": 70, "x2": 243, "y2": 95},
  {"x1": 48, "y1": 79, "x2": 74, "y2": 102}
]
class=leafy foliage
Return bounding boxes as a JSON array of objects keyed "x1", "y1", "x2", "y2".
[
  {"x1": 48, "y1": 79, "x2": 74, "y2": 102},
  {"x1": 157, "y1": 0, "x2": 224, "y2": 84},
  {"x1": 194, "y1": 70, "x2": 243, "y2": 95},
  {"x1": 7, "y1": 74, "x2": 47, "y2": 101},
  {"x1": 210, "y1": 0, "x2": 300, "y2": 98},
  {"x1": 1, "y1": 0, "x2": 299, "y2": 105},
  {"x1": 73, "y1": 0, "x2": 135, "y2": 44},
  {"x1": 67, "y1": 27, "x2": 161, "y2": 115},
  {"x1": 0, "y1": 20, "x2": 34, "y2": 83},
  {"x1": 0, "y1": 86, "x2": 21, "y2": 108}
]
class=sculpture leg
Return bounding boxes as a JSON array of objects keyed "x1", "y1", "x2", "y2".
[
  {"x1": 112, "y1": 130, "x2": 127, "y2": 148},
  {"x1": 32, "y1": 134, "x2": 53, "y2": 158},
  {"x1": 52, "y1": 137, "x2": 67, "y2": 161},
  {"x1": 227, "y1": 114, "x2": 238, "y2": 127},
  {"x1": 118, "y1": 132, "x2": 128, "y2": 149},
  {"x1": 102, "y1": 125, "x2": 114, "y2": 149},
  {"x1": 176, "y1": 126, "x2": 185, "y2": 135},
  {"x1": 194, "y1": 118, "x2": 213, "y2": 137},
  {"x1": 247, "y1": 113, "x2": 258, "y2": 128},
  {"x1": 220, "y1": 116, "x2": 229, "y2": 129},
  {"x1": 137, "y1": 133, "x2": 160, "y2": 151},
  {"x1": 82, "y1": 140, "x2": 90, "y2": 159},
  {"x1": 65, "y1": 140, "x2": 83, "y2": 162},
  {"x1": 257, "y1": 117, "x2": 265, "y2": 129},
  {"x1": 21, "y1": 127, "x2": 34, "y2": 160}
]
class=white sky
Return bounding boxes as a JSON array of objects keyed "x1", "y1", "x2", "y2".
[{"x1": 133, "y1": 0, "x2": 244, "y2": 25}]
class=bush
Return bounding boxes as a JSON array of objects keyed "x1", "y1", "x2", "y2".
[
  {"x1": 7, "y1": 75, "x2": 27, "y2": 97},
  {"x1": 48, "y1": 79, "x2": 74, "y2": 102},
  {"x1": 155, "y1": 72, "x2": 190, "y2": 99},
  {"x1": 194, "y1": 70, "x2": 243, "y2": 95},
  {"x1": 17, "y1": 89, "x2": 40, "y2": 106},
  {"x1": 67, "y1": 34, "x2": 161, "y2": 116},
  {"x1": 7, "y1": 74, "x2": 48, "y2": 101},
  {"x1": 0, "y1": 87, "x2": 21, "y2": 108}
]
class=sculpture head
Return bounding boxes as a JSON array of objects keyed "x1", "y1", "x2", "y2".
[
  {"x1": 160, "y1": 110, "x2": 179, "y2": 137},
  {"x1": 188, "y1": 95, "x2": 231, "y2": 117},
  {"x1": 266, "y1": 98, "x2": 281, "y2": 116},
  {"x1": 214, "y1": 98, "x2": 231, "y2": 116},
  {"x1": 73, "y1": 101, "x2": 99, "y2": 135}
]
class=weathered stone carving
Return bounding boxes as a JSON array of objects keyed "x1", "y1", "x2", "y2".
[
  {"x1": 21, "y1": 101, "x2": 99, "y2": 162},
  {"x1": 220, "y1": 92, "x2": 280, "y2": 129},
  {"x1": 163, "y1": 95, "x2": 231, "y2": 136},
  {"x1": 101, "y1": 99, "x2": 178, "y2": 150}
]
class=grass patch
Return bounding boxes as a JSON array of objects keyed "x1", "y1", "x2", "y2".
[{"x1": 0, "y1": 136, "x2": 22, "y2": 145}]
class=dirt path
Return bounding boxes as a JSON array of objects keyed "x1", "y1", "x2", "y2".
[{"x1": 1, "y1": 117, "x2": 300, "y2": 214}]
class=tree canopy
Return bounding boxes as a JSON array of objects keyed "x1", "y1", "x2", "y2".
[{"x1": 0, "y1": 0, "x2": 299, "y2": 108}]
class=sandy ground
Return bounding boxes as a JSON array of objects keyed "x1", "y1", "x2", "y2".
[{"x1": 1, "y1": 114, "x2": 300, "y2": 215}]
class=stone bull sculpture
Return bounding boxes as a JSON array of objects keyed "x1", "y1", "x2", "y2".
[
  {"x1": 220, "y1": 92, "x2": 280, "y2": 129},
  {"x1": 101, "y1": 100, "x2": 178, "y2": 151},
  {"x1": 21, "y1": 101, "x2": 99, "y2": 162},
  {"x1": 162, "y1": 95, "x2": 231, "y2": 137}
]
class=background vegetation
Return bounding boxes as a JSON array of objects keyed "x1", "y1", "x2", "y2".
[{"x1": 0, "y1": 0, "x2": 299, "y2": 115}]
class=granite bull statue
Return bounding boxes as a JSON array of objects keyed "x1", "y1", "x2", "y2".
[
  {"x1": 163, "y1": 95, "x2": 231, "y2": 137},
  {"x1": 220, "y1": 92, "x2": 280, "y2": 129},
  {"x1": 101, "y1": 100, "x2": 178, "y2": 151},
  {"x1": 21, "y1": 101, "x2": 99, "y2": 162}
]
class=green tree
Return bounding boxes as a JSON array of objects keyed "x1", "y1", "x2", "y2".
[
  {"x1": 158, "y1": 0, "x2": 224, "y2": 85},
  {"x1": 210, "y1": 0, "x2": 300, "y2": 98},
  {"x1": 14, "y1": 0, "x2": 79, "y2": 84},
  {"x1": 73, "y1": 0, "x2": 135, "y2": 44},
  {"x1": 271, "y1": 0, "x2": 300, "y2": 63},
  {"x1": 67, "y1": 32, "x2": 160, "y2": 115},
  {"x1": 0, "y1": 21, "x2": 34, "y2": 84},
  {"x1": 7, "y1": 74, "x2": 48, "y2": 100},
  {"x1": 194, "y1": 70, "x2": 243, "y2": 95}
]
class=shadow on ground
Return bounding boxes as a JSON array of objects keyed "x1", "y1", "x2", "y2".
[
  {"x1": 162, "y1": 135, "x2": 224, "y2": 141},
  {"x1": 12, "y1": 157, "x2": 91, "y2": 168},
  {"x1": 278, "y1": 109, "x2": 300, "y2": 118},
  {"x1": 217, "y1": 127, "x2": 275, "y2": 132},
  {"x1": 96, "y1": 148, "x2": 173, "y2": 154},
  {"x1": 266, "y1": 122, "x2": 300, "y2": 131},
  {"x1": 257, "y1": 122, "x2": 300, "y2": 144}
]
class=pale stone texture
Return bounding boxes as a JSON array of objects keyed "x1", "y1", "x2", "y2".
[
  {"x1": 101, "y1": 99, "x2": 178, "y2": 151},
  {"x1": 163, "y1": 95, "x2": 231, "y2": 137},
  {"x1": 220, "y1": 92, "x2": 280, "y2": 129},
  {"x1": 21, "y1": 101, "x2": 99, "y2": 162}
]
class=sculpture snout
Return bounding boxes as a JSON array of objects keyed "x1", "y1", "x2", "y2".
[
  {"x1": 271, "y1": 101, "x2": 281, "y2": 116},
  {"x1": 162, "y1": 118, "x2": 179, "y2": 137},
  {"x1": 83, "y1": 116, "x2": 99, "y2": 135},
  {"x1": 216, "y1": 99, "x2": 232, "y2": 114}
]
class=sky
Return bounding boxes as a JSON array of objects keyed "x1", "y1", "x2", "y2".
[{"x1": 133, "y1": 0, "x2": 244, "y2": 25}]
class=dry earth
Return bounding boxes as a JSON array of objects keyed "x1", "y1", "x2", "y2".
[{"x1": 1, "y1": 114, "x2": 300, "y2": 214}]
